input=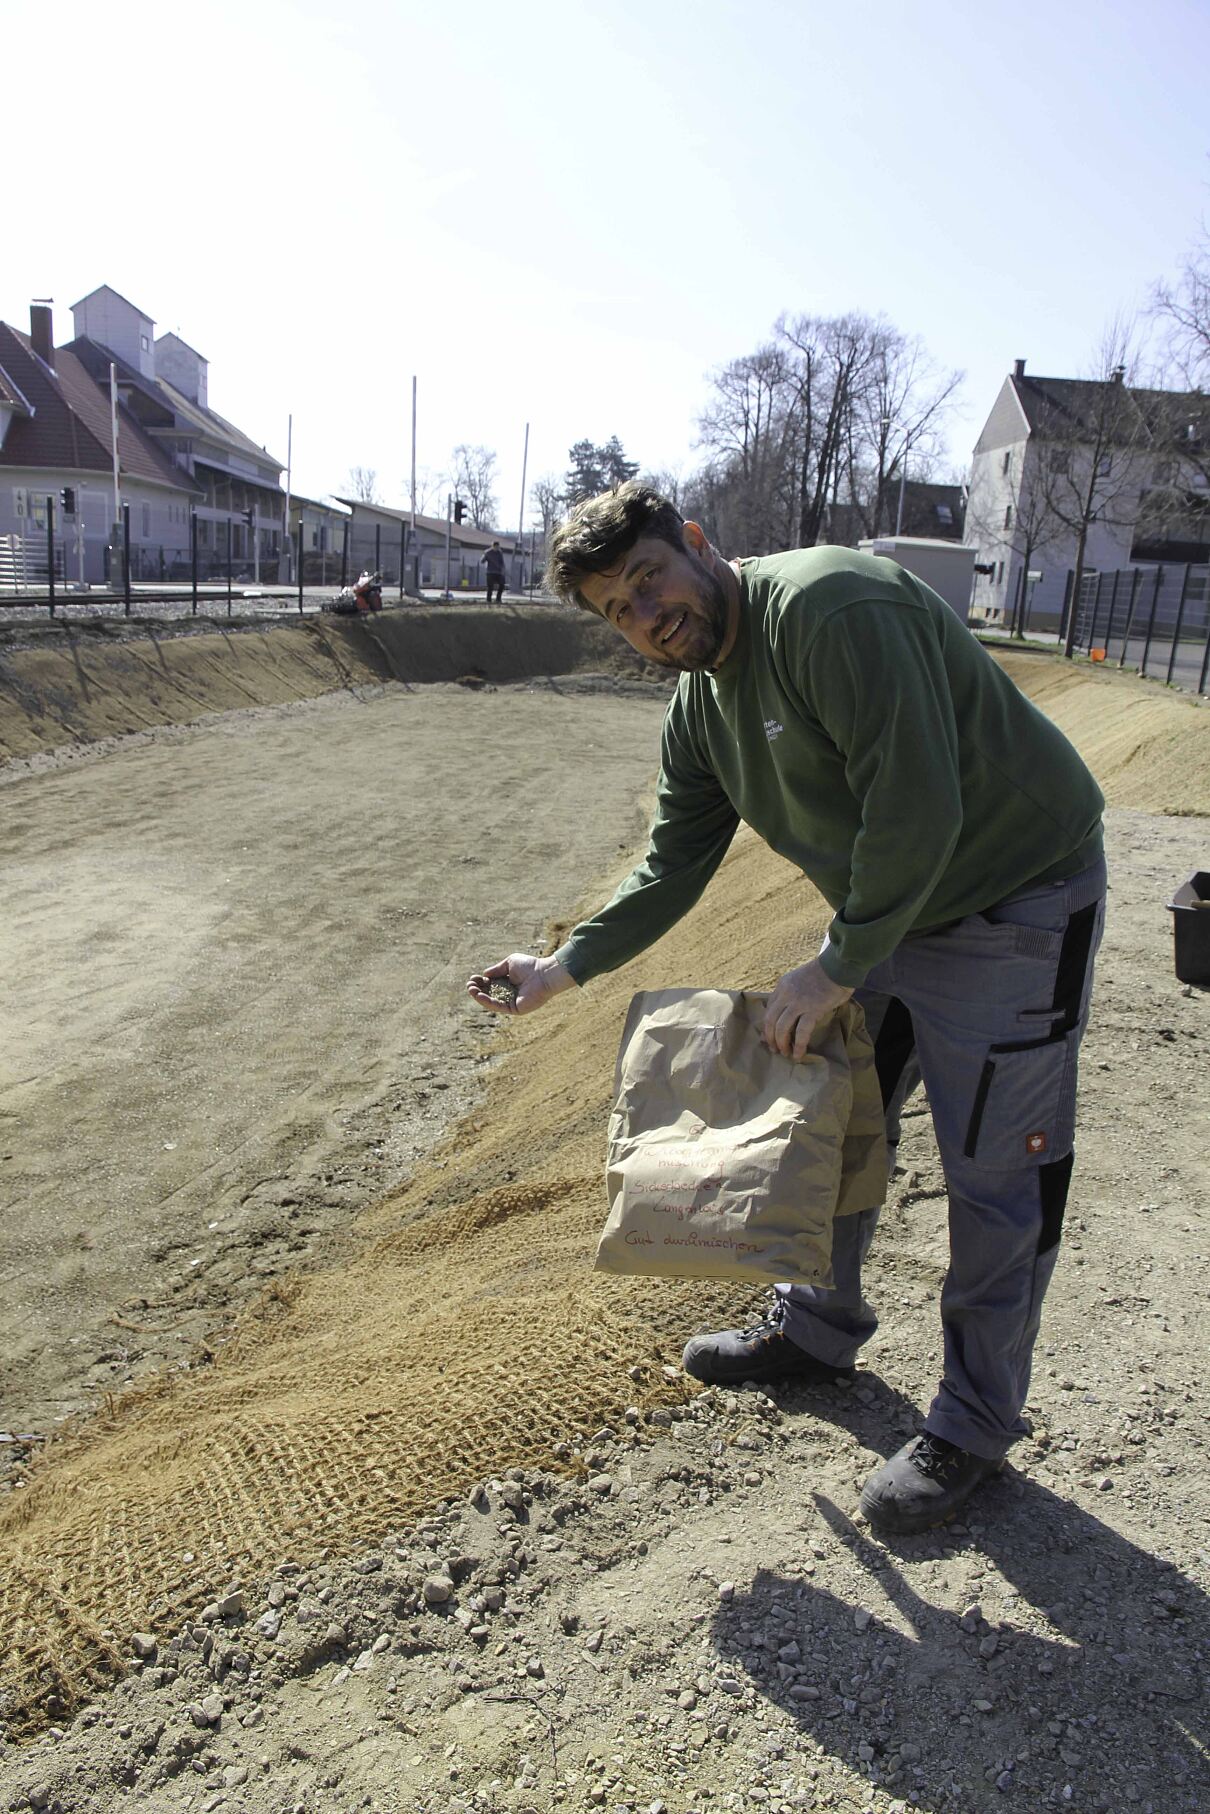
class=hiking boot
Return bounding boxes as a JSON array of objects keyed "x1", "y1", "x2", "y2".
[
  {"x1": 682, "y1": 1299, "x2": 854, "y2": 1387},
  {"x1": 859, "y1": 1432, "x2": 1003, "y2": 1534}
]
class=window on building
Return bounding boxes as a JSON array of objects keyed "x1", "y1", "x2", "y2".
[
  {"x1": 1048, "y1": 446, "x2": 1071, "y2": 474},
  {"x1": 1004, "y1": 504, "x2": 1013, "y2": 529},
  {"x1": 996, "y1": 561, "x2": 1004, "y2": 583},
  {"x1": 936, "y1": 504, "x2": 953, "y2": 527},
  {"x1": 142, "y1": 504, "x2": 151, "y2": 538},
  {"x1": 140, "y1": 334, "x2": 150, "y2": 352}
]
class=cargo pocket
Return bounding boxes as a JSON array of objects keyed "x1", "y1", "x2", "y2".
[
  {"x1": 962, "y1": 899, "x2": 1101, "y2": 1168},
  {"x1": 962, "y1": 1030, "x2": 1078, "y2": 1168}
]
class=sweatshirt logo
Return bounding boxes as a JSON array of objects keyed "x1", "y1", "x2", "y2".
[{"x1": 764, "y1": 718, "x2": 784, "y2": 742}]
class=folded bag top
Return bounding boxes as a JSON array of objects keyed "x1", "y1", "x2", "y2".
[{"x1": 597, "y1": 988, "x2": 886, "y2": 1289}]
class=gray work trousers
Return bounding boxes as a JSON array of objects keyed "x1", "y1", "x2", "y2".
[{"x1": 778, "y1": 857, "x2": 1107, "y2": 1461}]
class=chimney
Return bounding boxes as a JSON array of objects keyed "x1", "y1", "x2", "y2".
[
  {"x1": 30, "y1": 299, "x2": 55, "y2": 370},
  {"x1": 1111, "y1": 364, "x2": 1126, "y2": 385},
  {"x1": 1012, "y1": 358, "x2": 1026, "y2": 380}
]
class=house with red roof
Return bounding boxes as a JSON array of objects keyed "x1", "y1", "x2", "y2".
[{"x1": 0, "y1": 287, "x2": 285, "y2": 586}]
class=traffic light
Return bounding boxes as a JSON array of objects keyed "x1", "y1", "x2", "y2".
[
  {"x1": 243, "y1": 507, "x2": 255, "y2": 528},
  {"x1": 453, "y1": 499, "x2": 466, "y2": 525},
  {"x1": 60, "y1": 487, "x2": 76, "y2": 514}
]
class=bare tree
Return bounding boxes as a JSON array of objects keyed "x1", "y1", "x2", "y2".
[
  {"x1": 448, "y1": 445, "x2": 499, "y2": 529},
  {"x1": 1031, "y1": 321, "x2": 1154, "y2": 658},
  {"x1": 848, "y1": 324, "x2": 964, "y2": 537},
  {"x1": 697, "y1": 344, "x2": 798, "y2": 552},
  {"x1": 694, "y1": 312, "x2": 961, "y2": 555},
  {"x1": 1152, "y1": 227, "x2": 1210, "y2": 387},
  {"x1": 346, "y1": 466, "x2": 379, "y2": 503},
  {"x1": 403, "y1": 464, "x2": 443, "y2": 518},
  {"x1": 530, "y1": 475, "x2": 564, "y2": 546},
  {"x1": 1144, "y1": 231, "x2": 1210, "y2": 545}
]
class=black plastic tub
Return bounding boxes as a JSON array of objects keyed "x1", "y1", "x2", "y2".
[{"x1": 1168, "y1": 870, "x2": 1210, "y2": 985}]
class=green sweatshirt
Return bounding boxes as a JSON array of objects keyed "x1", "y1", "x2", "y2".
[{"x1": 554, "y1": 547, "x2": 1104, "y2": 990}]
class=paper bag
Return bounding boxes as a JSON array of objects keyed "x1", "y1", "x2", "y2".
[{"x1": 596, "y1": 989, "x2": 886, "y2": 1288}]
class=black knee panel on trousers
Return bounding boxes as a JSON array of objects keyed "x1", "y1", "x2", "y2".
[{"x1": 1038, "y1": 1152, "x2": 1074, "y2": 1255}]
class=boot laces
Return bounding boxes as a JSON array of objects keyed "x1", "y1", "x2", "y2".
[
  {"x1": 739, "y1": 1294, "x2": 788, "y2": 1342},
  {"x1": 909, "y1": 1432, "x2": 964, "y2": 1481}
]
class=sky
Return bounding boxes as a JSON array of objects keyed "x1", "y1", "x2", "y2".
[{"x1": 4, "y1": 0, "x2": 1208, "y2": 531}]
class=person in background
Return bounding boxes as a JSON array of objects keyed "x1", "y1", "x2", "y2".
[{"x1": 481, "y1": 540, "x2": 507, "y2": 604}]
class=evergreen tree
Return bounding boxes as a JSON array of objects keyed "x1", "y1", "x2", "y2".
[
  {"x1": 565, "y1": 440, "x2": 607, "y2": 504},
  {"x1": 600, "y1": 435, "x2": 639, "y2": 487}
]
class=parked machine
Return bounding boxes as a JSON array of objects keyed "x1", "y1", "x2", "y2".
[{"x1": 326, "y1": 570, "x2": 383, "y2": 615}]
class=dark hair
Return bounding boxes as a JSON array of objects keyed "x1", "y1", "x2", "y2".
[{"x1": 545, "y1": 481, "x2": 686, "y2": 612}]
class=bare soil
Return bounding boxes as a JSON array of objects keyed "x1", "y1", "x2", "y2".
[{"x1": 0, "y1": 622, "x2": 1207, "y2": 1814}]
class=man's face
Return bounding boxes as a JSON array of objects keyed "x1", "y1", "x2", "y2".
[{"x1": 579, "y1": 530, "x2": 733, "y2": 673}]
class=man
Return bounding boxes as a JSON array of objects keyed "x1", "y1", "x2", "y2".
[
  {"x1": 468, "y1": 483, "x2": 1105, "y2": 1534},
  {"x1": 481, "y1": 540, "x2": 507, "y2": 604}
]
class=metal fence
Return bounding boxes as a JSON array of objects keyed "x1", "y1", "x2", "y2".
[{"x1": 1057, "y1": 563, "x2": 1210, "y2": 694}]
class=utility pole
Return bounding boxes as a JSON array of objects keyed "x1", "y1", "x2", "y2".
[
  {"x1": 517, "y1": 420, "x2": 529, "y2": 584},
  {"x1": 410, "y1": 376, "x2": 418, "y2": 533},
  {"x1": 284, "y1": 413, "x2": 293, "y2": 583},
  {"x1": 443, "y1": 491, "x2": 452, "y2": 599}
]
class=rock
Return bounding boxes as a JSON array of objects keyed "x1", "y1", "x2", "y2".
[
  {"x1": 423, "y1": 1574, "x2": 454, "y2": 1605},
  {"x1": 649, "y1": 1408, "x2": 674, "y2": 1429},
  {"x1": 525, "y1": 1656, "x2": 545, "y2": 1678},
  {"x1": 216, "y1": 1590, "x2": 244, "y2": 1617},
  {"x1": 267, "y1": 1582, "x2": 287, "y2": 1607},
  {"x1": 325, "y1": 1622, "x2": 347, "y2": 1647},
  {"x1": 131, "y1": 1632, "x2": 157, "y2": 1660},
  {"x1": 585, "y1": 1628, "x2": 604, "y2": 1654},
  {"x1": 854, "y1": 1608, "x2": 873, "y2": 1632},
  {"x1": 256, "y1": 1612, "x2": 281, "y2": 1640},
  {"x1": 718, "y1": 1582, "x2": 736, "y2": 1602},
  {"x1": 200, "y1": 1602, "x2": 220, "y2": 1623},
  {"x1": 200, "y1": 1692, "x2": 224, "y2": 1726},
  {"x1": 587, "y1": 1474, "x2": 614, "y2": 1495},
  {"x1": 371, "y1": 1632, "x2": 391, "y2": 1654},
  {"x1": 979, "y1": 1634, "x2": 999, "y2": 1658},
  {"x1": 25, "y1": 1790, "x2": 50, "y2": 1811},
  {"x1": 224, "y1": 1765, "x2": 249, "y2": 1788},
  {"x1": 330, "y1": 1665, "x2": 351, "y2": 1688}
]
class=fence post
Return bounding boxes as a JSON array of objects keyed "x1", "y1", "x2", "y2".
[
  {"x1": 1101, "y1": 571, "x2": 1121, "y2": 661},
  {"x1": 1117, "y1": 569, "x2": 1142, "y2": 669},
  {"x1": 340, "y1": 518, "x2": 350, "y2": 589},
  {"x1": 122, "y1": 503, "x2": 132, "y2": 616},
  {"x1": 1059, "y1": 570, "x2": 1074, "y2": 647},
  {"x1": 191, "y1": 511, "x2": 198, "y2": 615},
  {"x1": 1165, "y1": 564, "x2": 1193, "y2": 687},
  {"x1": 297, "y1": 519, "x2": 304, "y2": 614},
  {"x1": 226, "y1": 516, "x2": 233, "y2": 616},
  {"x1": 46, "y1": 493, "x2": 56, "y2": 617},
  {"x1": 1139, "y1": 566, "x2": 1164, "y2": 679},
  {"x1": 1198, "y1": 601, "x2": 1210, "y2": 696},
  {"x1": 1087, "y1": 572, "x2": 1105, "y2": 654}
]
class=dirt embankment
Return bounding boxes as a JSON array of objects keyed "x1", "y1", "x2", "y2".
[
  {"x1": 0, "y1": 634, "x2": 1207, "y2": 1813},
  {"x1": 0, "y1": 605, "x2": 668, "y2": 763}
]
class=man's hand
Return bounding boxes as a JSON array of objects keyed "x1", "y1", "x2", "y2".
[
  {"x1": 467, "y1": 953, "x2": 577, "y2": 1017},
  {"x1": 763, "y1": 959, "x2": 853, "y2": 1060}
]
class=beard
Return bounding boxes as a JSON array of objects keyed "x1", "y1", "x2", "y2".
[{"x1": 655, "y1": 566, "x2": 732, "y2": 673}]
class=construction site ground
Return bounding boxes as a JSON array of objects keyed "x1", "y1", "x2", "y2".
[{"x1": 0, "y1": 607, "x2": 1206, "y2": 1814}]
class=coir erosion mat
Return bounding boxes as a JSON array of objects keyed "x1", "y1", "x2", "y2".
[{"x1": 0, "y1": 655, "x2": 1206, "y2": 1736}]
